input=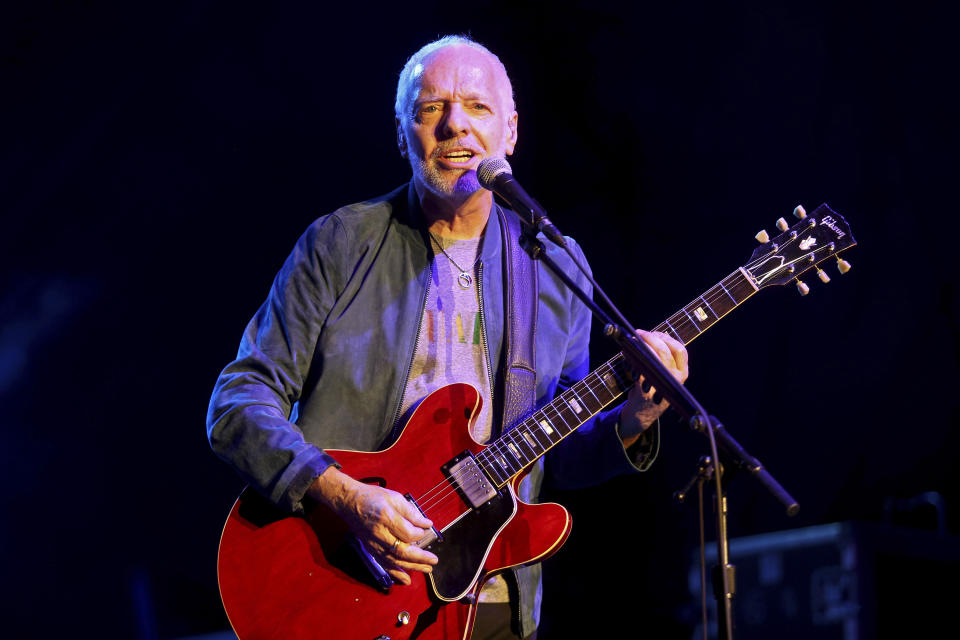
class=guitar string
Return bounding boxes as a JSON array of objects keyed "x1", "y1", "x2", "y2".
[
  {"x1": 413, "y1": 274, "x2": 744, "y2": 515},
  {"x1": 414, "y1": 364, "x2": 619, "y2": 514},
  {"x1": 412, "y1": 272, "x2": 750, "y2": 516},
  {"x1": 415, "y1": 353, "x2": 645, "y2": 518},
  {"x1": 412, "y1": 269, "x2": 759, "y2": 519},
  {"x1": 621, "y1": 241, "x2": 840, "y2": 354},
  {"x1": 414, "y1": 359, "x2": 630, "y2": 516},
  {"x1": 413, "y1": 374, "x2": 606, "y2": 514},
  {"x1": 414, "y1": 246, "x2": 843, "y2": 512}
]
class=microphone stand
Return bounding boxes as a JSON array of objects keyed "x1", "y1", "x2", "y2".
[{"x1": 515, "y1": 222, "x2": 799, "y2": 640}]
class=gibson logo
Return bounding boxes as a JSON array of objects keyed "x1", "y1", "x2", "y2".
[{"x1": 820, "y1": 215, "x2": 846, "y2": 239}]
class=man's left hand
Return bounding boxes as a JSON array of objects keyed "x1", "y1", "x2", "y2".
[{"x1": 619, "y1": 330, "x2": 689, "y2": 446}]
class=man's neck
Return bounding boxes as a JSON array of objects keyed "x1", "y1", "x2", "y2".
[{"x1": 416, "y1": 183, "x2": 492, "y2": 240}]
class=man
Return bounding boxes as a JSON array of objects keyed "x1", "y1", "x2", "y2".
[{"x1": 207, "y1": 35, "x2": 688, "y2": 639}]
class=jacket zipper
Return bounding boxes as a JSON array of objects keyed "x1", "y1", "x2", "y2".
[{"x1": 388, "y1": 265, "x2": 431, "y2": 442}]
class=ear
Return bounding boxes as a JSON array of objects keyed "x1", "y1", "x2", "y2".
[
  {"x1": 395, "y1": 116, "x2": 408, "y2": 159},
  {"x1": 505, "y1": 111, "x2": 518, "y2": 156}
]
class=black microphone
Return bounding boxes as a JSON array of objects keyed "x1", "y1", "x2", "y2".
[{"x1": 476, "y1": 158, "x2": 566, "y2": 247}]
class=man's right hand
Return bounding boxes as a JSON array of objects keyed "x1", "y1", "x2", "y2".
[{"x1": 307, "y1": 466, "x2": 439, "y2": 585}]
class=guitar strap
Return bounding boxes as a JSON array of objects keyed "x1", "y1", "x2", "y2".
[{"x1": 496, "y1": 206, "x2": 538, "y2": 435}]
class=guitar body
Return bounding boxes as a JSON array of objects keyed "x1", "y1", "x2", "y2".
[{"x1": 217, "y1": 383, "x2": 573, "y2": 640}]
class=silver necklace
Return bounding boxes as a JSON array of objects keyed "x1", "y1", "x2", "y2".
[{"x1": 429, "y1": 232, "x2": 481, "y2": 289}]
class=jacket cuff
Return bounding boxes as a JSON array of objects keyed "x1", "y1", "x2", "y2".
[
  {"x1": 617, "y1": 411, "x2": 661, "y2": 472},
  {"x1": 271, "y1": 446, "x2": 341, "y2": 514}
]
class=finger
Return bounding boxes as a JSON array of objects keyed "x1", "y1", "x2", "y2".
[
  {"x1": 642, "y1": 382, "x2": 669, "y2": 406},
  {"x1": 638, "y1": 330, "x2": 689, "y2": 382},
  {"x1": 654, "y1": 330, "x2": 685, "y2": 360},
  {"x1": 391, "y1": 555, "x2": 437, "y2": 574},
  {"x1": 637, "y1": 331, "x2": 673, "y2": 364},
  {"x1": 382, "y1": 530, "x2": 438, "y2": 564},
  {"x1": 395, "y1": 538, "x2": 439, "y2": 566},
  {"x1": 396, "y1": 499, "x2": 433, "y2": 535},
  {"x1": 389, "y1": 568, "x2": 412, "y2": 585},
  {"x1": 640, "y1": 377, "x2": 653, "y2": 394},
  {"x1": 658, "y1": 333, "x2": 689, "y2": 379},
  {"x1": 388, "y1": 539, "x2": 438, "y2": 571}
]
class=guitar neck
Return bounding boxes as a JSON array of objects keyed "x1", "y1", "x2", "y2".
[{"x1": 478, "y1": 267, "x2": 759, "y2": 487}]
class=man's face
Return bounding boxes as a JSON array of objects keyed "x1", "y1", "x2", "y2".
[{"x1": 397, "y1": 45, "x2": 518, "y2": 200}]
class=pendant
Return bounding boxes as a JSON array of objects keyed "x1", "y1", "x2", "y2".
[{"x1": 457, "y1": 272, "x2": 473, "y2": 289}]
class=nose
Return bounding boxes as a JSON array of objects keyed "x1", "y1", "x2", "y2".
[{"x1": 440, "y1": 102, "x2": 470, "y2": 139}]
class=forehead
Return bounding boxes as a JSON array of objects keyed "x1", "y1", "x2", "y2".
[{"x1": 410, "y1": 45, "x2": 510, "y2": 104}]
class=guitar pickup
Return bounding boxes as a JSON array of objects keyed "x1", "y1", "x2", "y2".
[{"x1": 442, "y1": 451, "x2": 497, "y2": 508}]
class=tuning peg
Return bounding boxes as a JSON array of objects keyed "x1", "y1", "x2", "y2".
[
  {"x1": 755, "y1": 230, "x2": 770, "y2": 243},
  {"x1": 836, "y1": 257, "x2": 851, "y2": 274},
  {"x1": 817, "y1": 268, "x2": 831, "y2": 283},
  {"x1": 796, "y1": 278, "x2": 810, "y2": 296},
  {"x1": 793, "y1": 205, "x2": 807, "y2": 219},
  {"x1": 776, "y1": 217, "x2": 789, "y2": 231}
]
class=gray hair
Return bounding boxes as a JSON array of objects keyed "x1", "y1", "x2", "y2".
[{"x1": 394, "y1": 35, "x2": 515, "y2": 118}]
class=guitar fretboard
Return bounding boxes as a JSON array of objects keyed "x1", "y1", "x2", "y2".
[{"x1": 476, "y1": 267, "x2": 758, "y2": 486}]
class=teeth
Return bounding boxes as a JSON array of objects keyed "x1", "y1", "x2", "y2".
[{"x1": 444, "y1": 151, "x2": 473, "y2": 163}]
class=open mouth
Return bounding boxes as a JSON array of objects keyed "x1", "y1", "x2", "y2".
[{"x1": 440, "y1": 148, "x2": 477, "y2": 165}]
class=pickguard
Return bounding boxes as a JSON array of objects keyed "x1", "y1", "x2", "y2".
[{"x1": 426, "y1": 486, "x2": 516, "y2": 601}]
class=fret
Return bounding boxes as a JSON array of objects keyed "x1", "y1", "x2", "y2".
[
  {"x1": 681, "y1": 307, "x2": 699, "y2": 332},
  {"x1": 718, "y1": 280, "x2": 737, "y2": 304},
  {"x1": 605, "y1": 363, "x2": 631, "y2": 396},
  {"x1": 505, "y1": 431, "x2": 533, "y2": 464},
  {"x1": 564, "y1": 390, "x2": 586, "y2": 416},
  {"x1": 663, "y1": 318, "x2": 681, "y2": 342},
  {"x1": 703, "y1": 288, "x2": 734, "y2": 319},
  {"x1": 666, "y1": 311, "x2": 698, "y2": 344},
  {"x1": 684, "y1": 301, "x2": 716, "y2": 332},
  {"x1": 601, "y1": 371, "x2": 621, "y2": 396},
  {"x1": 519, "y1": 429, "x2": 542, "y2": 455},
  {"x1": 493, "y1": 450, "x2": 512, "y2": 477},
  {"x1": 552, "y1": 406, "x2": 574, "y2": 431},
  {"x1": 480, "y1": 454, "x2": 508, "y2": 485},
  {"x1": 537, "y1": 416, "x2": 560, "y2": 443},
  {"x1": 546, "y1": 403, "x2": 576, "y2": 434},
  {"x1": 504, "y1": 441, "x2": 524, "y2": 466},
  {"x1": 523, "y1": 418, "x2": 551, "y2": 449},
  {"x1": 576, "y1": 376, "x2": 605, "y2": 411},
  {"x1": 699, "y1": 294, "x2": 717, "y2": 318}
]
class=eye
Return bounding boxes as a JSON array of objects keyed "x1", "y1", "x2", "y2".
[{"x1": 471, "y1": 102, "x2": 491, "y2": 112}]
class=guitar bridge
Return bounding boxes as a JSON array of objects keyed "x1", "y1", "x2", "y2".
[
  {"x1": 442, "y1": 451, "x2": 497, "y2": 508},
  {"x1": 405, "y1": 493, "x2": 443, "y2": 548}
]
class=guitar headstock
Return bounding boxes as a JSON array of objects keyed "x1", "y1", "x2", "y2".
[{"x1": 746, "y1": 204, "x2": 856, "y2": 293}]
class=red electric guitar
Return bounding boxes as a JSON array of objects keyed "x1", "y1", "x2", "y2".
[{"x1": 217, "y1": 205, "x2": 856, "y2": 639}]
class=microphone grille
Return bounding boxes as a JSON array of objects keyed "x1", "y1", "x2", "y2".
[{"x1": 476, "y1": 157, "x2": 512, "y2": 190}]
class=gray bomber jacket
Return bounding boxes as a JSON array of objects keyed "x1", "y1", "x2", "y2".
[{"x1": 207, "y1": 183, "x2": 657, "y2": 635}]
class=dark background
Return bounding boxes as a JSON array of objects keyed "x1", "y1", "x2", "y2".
[{"x1": 3, "y1": 1, "x2": 957, "y2": 637}]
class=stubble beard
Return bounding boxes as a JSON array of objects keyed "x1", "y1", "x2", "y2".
[{"x1": 412, "y1": 156, "x2": 482, "y2": 199}]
